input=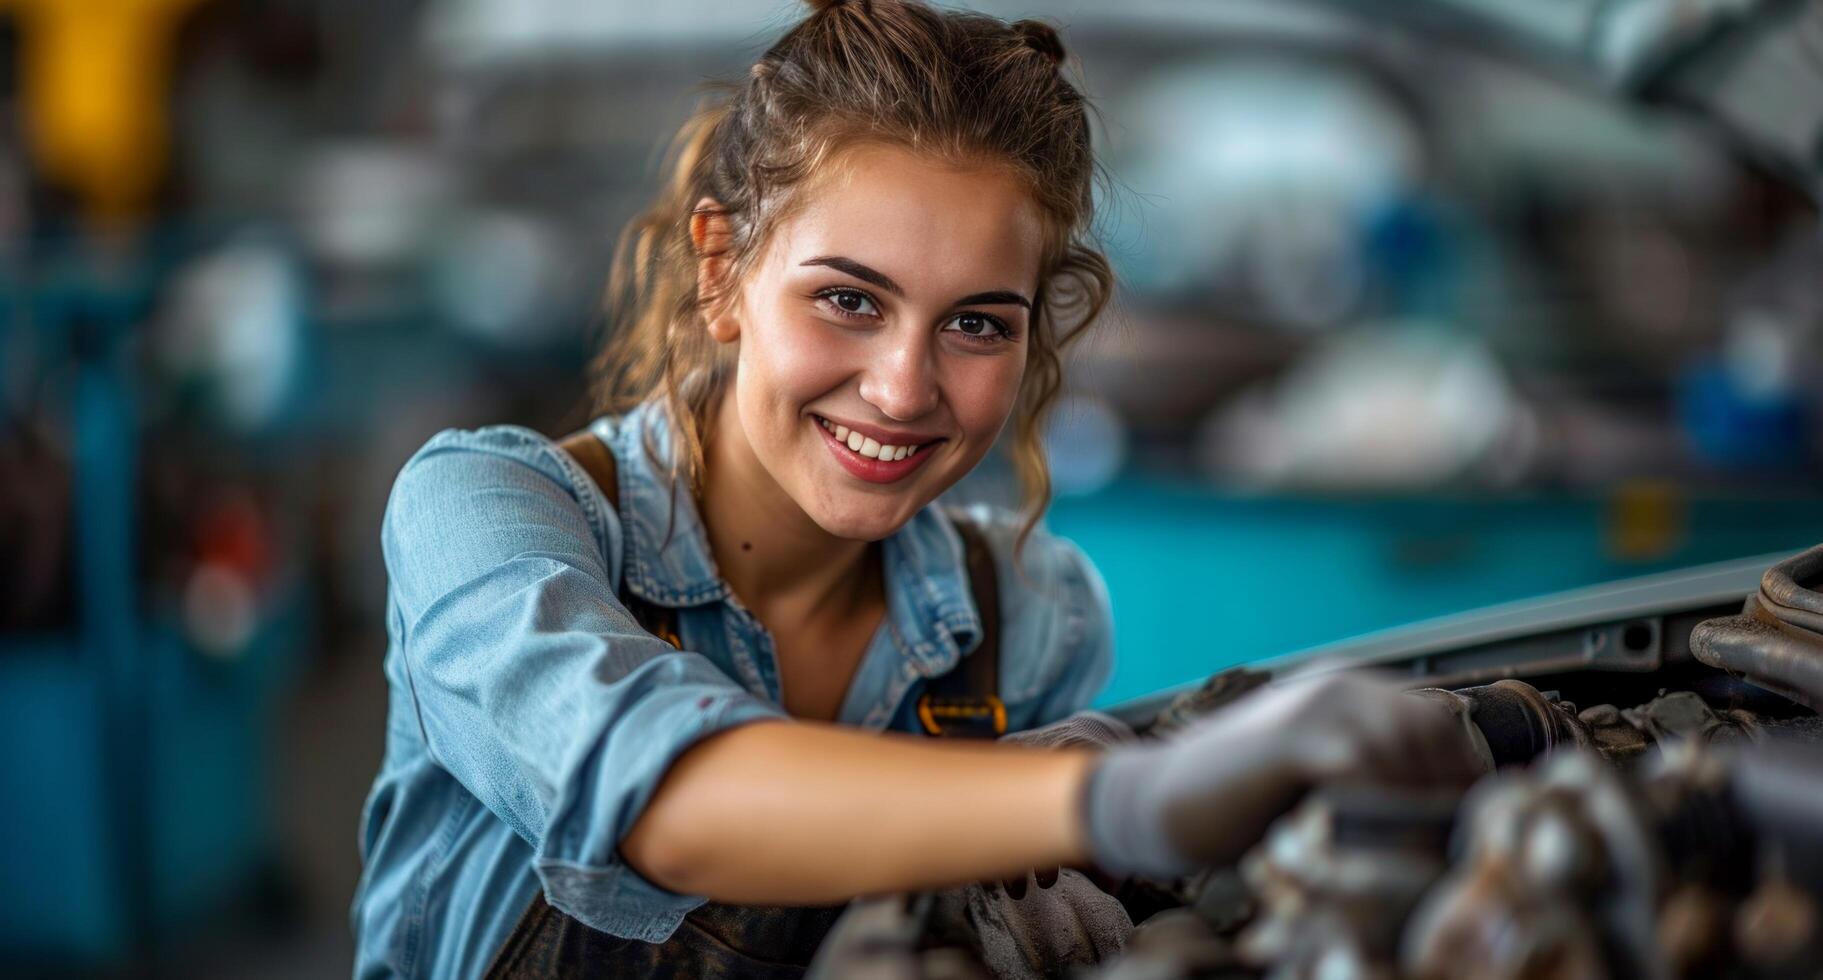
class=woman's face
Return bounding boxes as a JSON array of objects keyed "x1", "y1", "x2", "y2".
[{"x1": 708, "y1": 142, "x2": 1045, "y2": 541}]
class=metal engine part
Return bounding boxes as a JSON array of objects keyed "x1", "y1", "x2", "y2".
[
  {"x1": 1399, "y1": 738, "x2": 1823, "y2": 980},
  {"x1": 1692, "y1": 543, "x2": 1823, "y2": 711},
  {"x1": 1401, "y1": 751, "x2": 1665, "y2": 980},
  {"x1": 1408, "y1": 680, "x2": 1589, "y2": 770},
  {"x1": 1414, "y1": 681, "x2": 1763, "y2": 770},
  {"x1": 1236, "y1": 785, "x2": 1457, "y2": 979}
]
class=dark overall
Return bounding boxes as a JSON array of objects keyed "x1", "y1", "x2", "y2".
[{"x1": 481, "y1": 430, "x2": 1006, "y2": 979}]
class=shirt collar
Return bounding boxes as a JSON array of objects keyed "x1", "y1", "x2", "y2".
[
  {"x1": 882, "y1": 506, "x2": 985, "y2": 675},
  {"x1": 592, "y1": 400, "x2": 728, "y2": 607},
  {"x1": 593, "y1": 399, "x2": 985, "y2": 674}
]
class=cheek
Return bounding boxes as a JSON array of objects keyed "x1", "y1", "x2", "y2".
[
  {"x1": 948, "y1": 353, "x2": 1027, "y2": 441},
  {"x1": 740, "y1": 304, "x2": 850, "y2": 410}
]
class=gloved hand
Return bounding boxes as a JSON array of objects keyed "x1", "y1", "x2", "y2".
[{"x1": 1082, "y1": 671, "x2": 1486, "y2": 878}]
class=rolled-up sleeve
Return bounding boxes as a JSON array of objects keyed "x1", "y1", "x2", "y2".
[{"x1": 381, "y1": 427, "x2": 789, "y2": 939}]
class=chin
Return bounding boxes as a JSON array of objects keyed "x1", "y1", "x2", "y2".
[{"x1": 811, "y1": 501, "x2": 920, "y2": 542}]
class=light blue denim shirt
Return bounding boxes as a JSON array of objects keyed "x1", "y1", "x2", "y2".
[{"x1": 350, "y1": 399, "x2": 1114, "y2": 979}]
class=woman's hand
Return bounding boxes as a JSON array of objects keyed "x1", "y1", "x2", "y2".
[{"x1": 1081, "y1": 672, "x2": 1486, "y2": 878}]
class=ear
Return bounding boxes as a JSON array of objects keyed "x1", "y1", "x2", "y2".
[{"x1": 690, "y1": 196, "x2": 740, "y2": 344}]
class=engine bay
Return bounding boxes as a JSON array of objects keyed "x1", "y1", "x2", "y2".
[{"x1": 806, "y1": 546, "x2": 1823, "y2": 980}]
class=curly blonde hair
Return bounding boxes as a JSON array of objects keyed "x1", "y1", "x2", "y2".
[{"x1": 591, "y1": 0, "x2": 1114, "y2": 551}]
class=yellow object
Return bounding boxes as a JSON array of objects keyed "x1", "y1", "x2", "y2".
[
  {"x1": 917, "y1": 694, "x2": 1008, "y2": 737},
  {"x1": 1608, "y1": 480, "x2": 1686, "y2": 562},
  {"x1": 2, "y1": 0, "x2": 206, "y2": 229}
]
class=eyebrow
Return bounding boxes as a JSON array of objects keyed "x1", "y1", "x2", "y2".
[{"x1": 801, "y1": 255, "x2": 1032, "y2": 311}]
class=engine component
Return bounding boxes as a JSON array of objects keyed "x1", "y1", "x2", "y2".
[
  {"x1": 1409, "y1": 680, "x2": 1587, "y2": 769},
  {"x1": 1620, "y1": 691, "x2": 1759, "y2": 746},
  {"x1": 1401, "y1": 751, "x2": 1664, "y2": 980},
  {"x1": 1399, "y1": 738, "x2": 1823, "y2": 980},
  {"x1": 1149, "y1": 667, "x2": 1273, "y2": 736},
  {"x1": 1692, "y1": 544, "x2": 1823, "y2": 710},
  {"x1": 1238, "y1": 784, "x2": 1457, "y2": 979},
  {"x1": 1416, "y1": 680, "x2": 1764, "y2": 770},
  {"x1": 1573, "y1": 703, "x2": 1655, "y2": 762}
]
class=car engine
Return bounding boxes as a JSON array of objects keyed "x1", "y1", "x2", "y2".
[{"x1": 805, "y1": 546, "x2": 1823, "y2": 980}]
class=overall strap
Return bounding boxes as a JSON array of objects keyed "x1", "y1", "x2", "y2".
[
  {"x1": 558, "y1": 428, "x2": 680, "y2": 649},
  {"x1": 915, "y1": 515, "x2": 1005, "y2": 738},
  {"x1": 560, "y1": 428, "x2": 621, "y2": 510},
  {"x1": 556, "y1": 428, "x2": 1002, "y2": 738}
]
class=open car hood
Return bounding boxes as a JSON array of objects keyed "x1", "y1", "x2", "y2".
[{"x1": 1107, "y1": 548, "x2": 1785, "y2": 725}]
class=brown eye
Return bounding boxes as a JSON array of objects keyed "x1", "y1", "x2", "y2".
[
  {"x1": 816, "y1": 287, "x2": 879, "y2": 319},
  {"x1": 943, "y1": 311, "x2": 1011, "y2": 343}
]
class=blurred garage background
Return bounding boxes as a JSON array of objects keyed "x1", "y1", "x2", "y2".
[{"x1": 3, "y1": 0, "x2": 1821, "y2": 974}]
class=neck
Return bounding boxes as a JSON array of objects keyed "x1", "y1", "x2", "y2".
[{"x1": 697, "y1": 392, "x2": 877, "y2": 619}]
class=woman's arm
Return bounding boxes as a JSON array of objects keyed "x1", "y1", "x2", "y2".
[
  {"x1": 621, "y1": 720, "x2": 1097, "y2": 903},
  {"x1": 624, "y1": 516, "x2": 1121, "y2": 904},
  {"x1": 624, "y1": 671, "x2": 1486, "y2": 904}
]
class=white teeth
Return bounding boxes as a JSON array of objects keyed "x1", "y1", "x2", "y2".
[{"x1": 821, "y1": 417, "x2": 925, "y2": 461}]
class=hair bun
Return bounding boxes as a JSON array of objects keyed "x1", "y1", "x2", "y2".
[{"x1": 1012, "y1": 19, "x2": 1065, "y2": 66}]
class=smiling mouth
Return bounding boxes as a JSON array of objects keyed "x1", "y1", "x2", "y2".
[
  {"x1": 811, "y1": 415, "x2": 942, "y2": 485},
  {"x1": 813, "y1": 416, "x2": 936, "y2": 461}
]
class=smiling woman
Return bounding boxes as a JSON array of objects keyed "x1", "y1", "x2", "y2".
[
  {"x1": 596, "y1": 44, "x2": 1113, "y2": 552},
  {"x1": 351, "y1": 2, "x2": 1481, "y2": 978},
  {"x1": 702, "y1": 142, "x2": 1045, "y2": 542}
]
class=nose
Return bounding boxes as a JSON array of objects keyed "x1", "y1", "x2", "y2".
[{"x1": 858, "y1": 328, "x2": 940, "y2": 422}]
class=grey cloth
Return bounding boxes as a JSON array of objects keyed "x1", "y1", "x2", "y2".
[
  {"x1": 933, "y1": 870, "x2": 1133, "y2": 980},
  {"x1": 1000, "y1": 710, "x2": 1137, "y2": 751},
  {"x1": 928, "y1": 711, "x2": 1140, "y2": 978}
]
